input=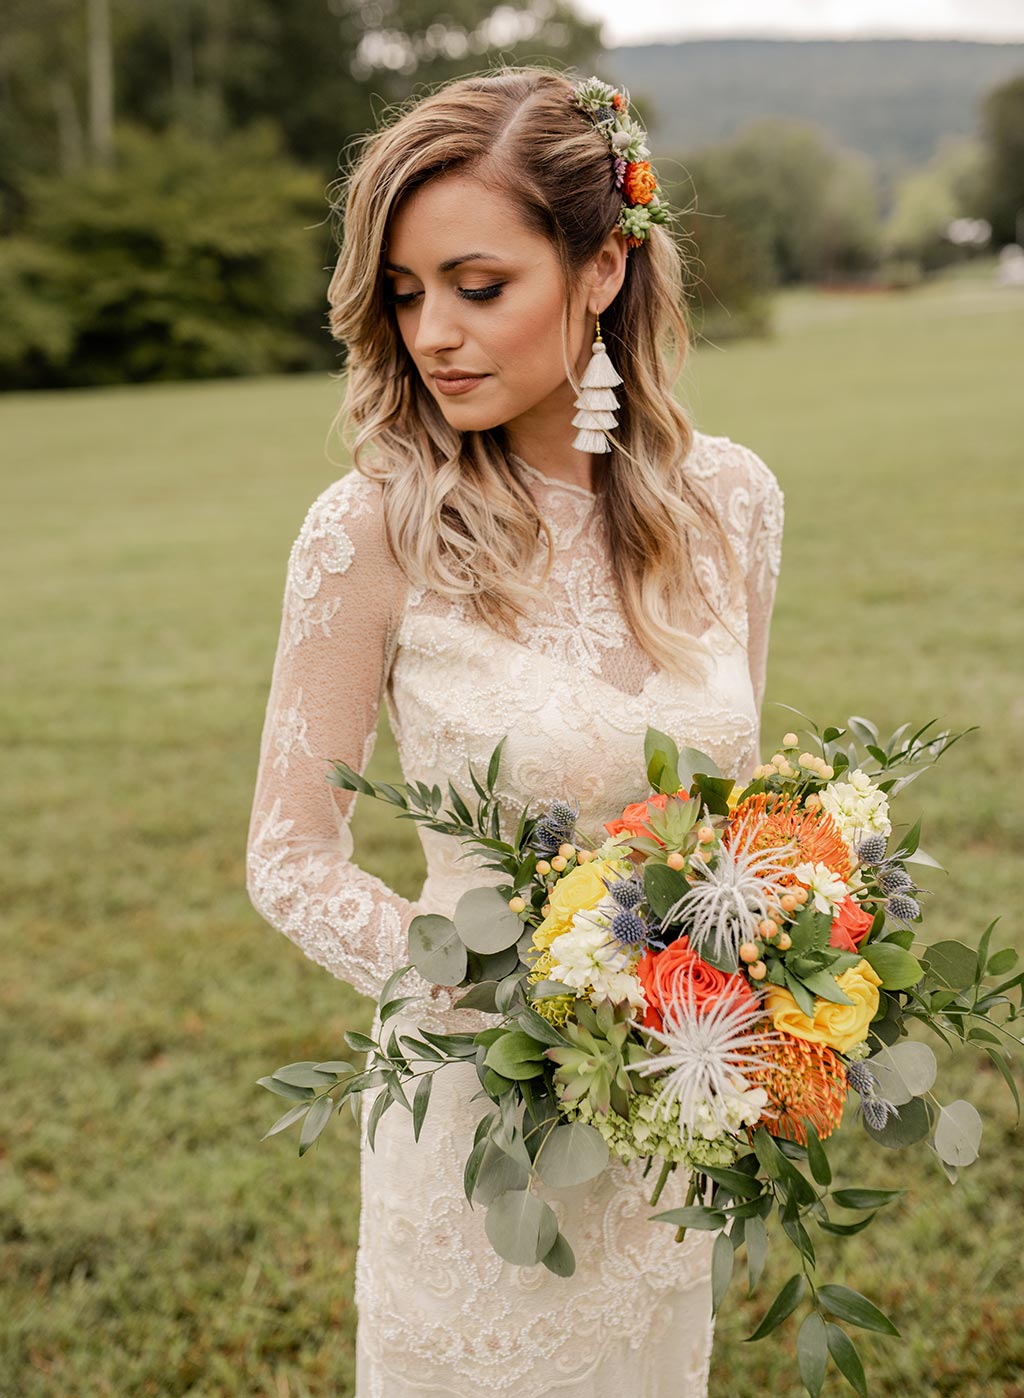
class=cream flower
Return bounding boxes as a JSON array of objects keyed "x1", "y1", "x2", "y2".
[
  {"x1": 548, "y1": 906, "x2": 646, "y2": 1013},
  {"x1": 792, "y1": 859, "x2": 849, "y2": 915},
  {"x1": 819, "y1": 769, "x2": 892, "y2": 845}
]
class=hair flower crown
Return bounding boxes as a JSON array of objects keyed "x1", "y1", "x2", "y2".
[{"x1": 570, "y1": 75, "x2": 671, "y2": 248}]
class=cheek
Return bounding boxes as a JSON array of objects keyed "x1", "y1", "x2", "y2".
[{"x1": 488, "y1": 294, "x2": 567, "y2": 381}]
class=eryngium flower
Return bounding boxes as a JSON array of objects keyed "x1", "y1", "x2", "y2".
[
  {"x1": 627, "y1": 980, "x2": 778, "y2": 1138},
  {"x1": 533, "y1": 797, "x2": 580, "y2": 854},
  {"x1": 608, "y1": 877, "x2": 644, "y2": 911},
  {"x1": 855, "y1": 834, "x2": 888, "y2": 866},
  {"x1": 662, "y1": 830, "x2": 798, "y2": 965}
]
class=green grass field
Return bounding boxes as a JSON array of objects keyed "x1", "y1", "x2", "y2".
[{"x1": 3, "y1": 263, "x2": 1023, "y2": 1396}]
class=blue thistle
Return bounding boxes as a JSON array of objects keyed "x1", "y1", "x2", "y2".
[
  {"x1": 880, "y1": 866, "x2": 914, "y2": 895},
  {"x1": 861, "y1": 1096, "x2": 901, "y2": 1131},
  {"x1": 610, "y1": 910, "x2": 648, "y2": 947},
  {"x1": 846, "y1": 1061, "x2": 879, "y2": 1097},
  {"x1": 855, "y1": 834, "x2": 888, "y2": 866},
  {"x1": 532, "y1": 797, "x2": 579, "y2": 854},
  {"x1": 608, "y1": 878, "x2": 643, "y2": 911},
  {"x1": 888, "y1": 893, "x2": 921, "y2": 924}
]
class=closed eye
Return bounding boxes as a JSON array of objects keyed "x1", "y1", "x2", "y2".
[{"x1": 384, "y1": 284, "x2": 505, "y2": 306}]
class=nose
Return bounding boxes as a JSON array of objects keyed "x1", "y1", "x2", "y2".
[{"x1": 412, "y1": 291, "x2": 464, "y2": 359}]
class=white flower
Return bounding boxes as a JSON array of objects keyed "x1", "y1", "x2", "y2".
[
  {"x1": 792, "y1": 860, "x2": 849, "y2": 915},
  {"x1": 663, "y1": 825, "x2": 798, "y2": 964},
  {"x1": 628, "y1": 980, "x2": 779, "y2": 1138},
  {"x1": 819, "y1": 769, "x2": 892, "y2": 845},
  {"x1": 548, "y1": 908, "x2": 646, "y2": 1013}
]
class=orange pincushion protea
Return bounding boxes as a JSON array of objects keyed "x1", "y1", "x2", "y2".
[
  {"x1": 726, "y1": 792, "x2": 850, "y2": 882},
  {"x1": 747, "y1": 1028, "x2": 848, "y2": 1145}
]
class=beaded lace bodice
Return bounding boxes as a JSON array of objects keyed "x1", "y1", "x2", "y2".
[{"x1": 245, "y1": 430, "x2": 784, "y2": 1397}]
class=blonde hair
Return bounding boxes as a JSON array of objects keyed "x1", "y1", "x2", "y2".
[{"x1": 326, "y1": 64, "x2": 741, "y2": 682}]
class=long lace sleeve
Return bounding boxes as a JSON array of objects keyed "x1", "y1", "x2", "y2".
[
  {"x1": 740, "y1": 447, "x2": 785, "y2": 719},
  {"x1": 245, "y1": 470, "x2": 423, "y2": 1001}
]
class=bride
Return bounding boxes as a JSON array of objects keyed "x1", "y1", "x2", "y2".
[{"x1": 246, "y1": 64, "x2": 784, "y2": 1398}]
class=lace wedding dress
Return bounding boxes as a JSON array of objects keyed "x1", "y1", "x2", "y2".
[{"x1": 246, "y1": 430, "x2": 784, "y2": 1397}]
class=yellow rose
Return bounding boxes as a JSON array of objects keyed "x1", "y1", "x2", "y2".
[
  {"x1": 765, "y1": 959, "x2": 882, "y2": 1053},
  {"x1": 531, "y1": 857, "x2": 630, "y2": 952}
]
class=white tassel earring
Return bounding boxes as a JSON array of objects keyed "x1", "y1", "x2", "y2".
[{"x1": 571, "y1": 310, "x2": 622, "y2": 454}]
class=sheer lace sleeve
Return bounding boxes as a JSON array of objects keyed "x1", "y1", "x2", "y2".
[
  {"x1": 245, "y1": 470, "x2": 424, "y2": 1001},
  {"x1": 738, "y1": 446, "x2": 785, "y2": 718}
]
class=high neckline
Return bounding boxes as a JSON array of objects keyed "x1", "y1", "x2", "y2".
[{"x1": 509, "y1": 453, "x2": 598, "y2": 502}]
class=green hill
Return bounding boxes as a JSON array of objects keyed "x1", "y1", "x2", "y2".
[{"x1": 607, "y1": 38, "x2": 1024, "y2": 178}]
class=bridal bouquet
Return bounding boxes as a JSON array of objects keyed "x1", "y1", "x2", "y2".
[{"x1": 259, "y1": 712, "x2": 1021, "y2": 1397}]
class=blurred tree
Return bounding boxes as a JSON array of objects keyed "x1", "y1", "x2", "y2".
[
  {"x1": 665, "y1": 116, "x2": 882, "y2": 325},
  {"x1": 0, "y1": 122, "x2": 328, "y2": 389},
  {"x1": 978, "y1": 73, "x2": 1024, "y2": 246},
  {"x1": 883, "y1": 137, "x2": 988, "y2": 271}
]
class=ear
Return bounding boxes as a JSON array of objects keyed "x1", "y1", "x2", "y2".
[{"x1": 587, "y1": 228, "x2": 628, "y2": 314}]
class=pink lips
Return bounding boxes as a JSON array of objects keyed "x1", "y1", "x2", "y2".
[{"x1": 432, "y1": 372, "x2": 489, "y2": 396}]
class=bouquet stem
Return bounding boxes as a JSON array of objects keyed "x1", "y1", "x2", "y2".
[
  {"x1": 674, "y1": 1175, "x2": 699, "y2": 1244},
  {"x1": 648, "y1": 1157, "x2": 675, "y2": 1208}
]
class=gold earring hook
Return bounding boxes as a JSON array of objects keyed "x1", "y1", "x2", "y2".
[{"x1": 594, "y1": 310, "x2": 602, "y2": 343}]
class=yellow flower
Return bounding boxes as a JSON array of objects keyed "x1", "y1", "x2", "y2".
[
  {"x1": 531, "y1": 857, "x2": 630, "y2": 952},
  {"x1": 765, "y1": 959, "x2": 882, "y2": 1054},
  {"x1": 726, "y1": 783, "x2": 742, "y2": 812}
]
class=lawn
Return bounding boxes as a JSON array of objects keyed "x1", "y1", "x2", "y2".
[{"x1": 2, "y1": 263, "x2": 1022, "y2": 1396}]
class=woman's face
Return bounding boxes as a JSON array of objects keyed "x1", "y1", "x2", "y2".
[{"x1": 383, "y1": 174, "x2": 611, "y2": 444}]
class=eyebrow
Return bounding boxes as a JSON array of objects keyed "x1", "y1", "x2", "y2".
[{"x1": 383, "y1": 252, "x2": 500, "y2": 275}]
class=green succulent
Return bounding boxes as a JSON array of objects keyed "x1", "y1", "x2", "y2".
[{"x1": 545, "y1": 999, "x2": 649, "y2": 1118}]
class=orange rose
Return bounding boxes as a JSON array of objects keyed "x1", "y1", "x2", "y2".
[
  {"x1": 637, "y1": 936, "x2": 754, "y2": 1033},
  {"x1": 623, "y1": 161, "x2": 658, "y2": 206},
  {"x1": 829, "y1": 895, "x2": 873, "y2": 953},
  {"x1": 604, "y1": 790, "x2": 688, "y2": 842}
]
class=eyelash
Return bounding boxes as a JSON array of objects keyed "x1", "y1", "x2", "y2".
[{"x1": 384, "y1": 284, "x2": 505, "y2": 307}]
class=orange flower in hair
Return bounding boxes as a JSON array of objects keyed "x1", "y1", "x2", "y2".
[{"x1": 623, "y1": 161, "x2": 658, "y2": 206}]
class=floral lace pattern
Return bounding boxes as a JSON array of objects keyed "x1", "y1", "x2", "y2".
[{"x1": 245, "y1": 432, "x2": 784, "y2": 1396}]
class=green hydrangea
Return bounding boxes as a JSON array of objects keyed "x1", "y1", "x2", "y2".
[{"x1": 561, "y1": 1093, "x2": 743, "y2": 1170}]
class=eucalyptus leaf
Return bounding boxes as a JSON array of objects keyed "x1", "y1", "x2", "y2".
[
  {"x1": 256, "y1": 1075, "x2": 314, "y2": 1102},
  {"x1": 472, "y1": 1139, "x2": 531, "y2": 1205},
  {"x1": 745, "y1": 1273, "x2": 806, "y2": 1341},
  {"x1": 455, "y1": 981, "x2": 500, "y2": 1013},
  {"x1": 454, "y1": 887, "x2": 523, "y2": 955},
  {"x1": 797, "y1": 1311, "x2": 828, "y2": 1397},
  {"x1": 412, "y1": 1075, "x2": 433, "y2": 1143},
  {"x1": 825, "y1": 1324, "x2": 868, "y2": 1398},
  {"x1": 865, "y1": 1042, "x2": 937, "y2": 1105},
  {"x1": 260, "y1": 1101, "x2": 311, "y2": 1141},
  {"x1": 933, "y1": 1099, "x2": 983, "y2": 1166},
  {"x1": 744, "y1": 1214, "x2": 768, "y2": 1295},
  {"x1": 711, "y1": 1232, "x2": 734, "y2": 1315},
  {"x1": 408, "y1": 914, "x2": 468, "y2": 985},
  {"x1": 484, "y1": 1189, "x2": 559, "y2": 1267},
  {"x1": 923, "y1": 940, "x2": 979, "y2": 990},
  {"x1": 863, "y1": 1093, "x2": 931, "y2": 1148},
  {"x1": 541, "y1": 1231, "x2": 576, "y2": 1277},
  {"x1": 817, "y1": 1284, "x2": 900, "y2": 1336},
  {"x1": 298, "y1": 1095, "x2": 334, "y2": 1154},
  {"x1": 861, "y1": 942, "x2": 924, "y2": 990},
  {"x1": 533, "y1": 1122, "x2": 609, "y2": 1188},
  {"x1": 273, "y1": 1061, "x2": 338, "y2": 1088}
]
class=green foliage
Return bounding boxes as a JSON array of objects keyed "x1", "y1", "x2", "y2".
[{"x1": 0, "y1": 122, "x2": 327, "y2": 388}]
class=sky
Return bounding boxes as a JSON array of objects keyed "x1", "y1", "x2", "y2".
[{"x1": 573, "y1": 0, "x2": 1024, "y2": 47}]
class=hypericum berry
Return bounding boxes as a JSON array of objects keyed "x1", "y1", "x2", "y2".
[
  {"x1": 508, "y1": 896, "x2": 526, "y2": 913},
  {"x1": 888, "y1": 893, "x2": 921, "y2": 923},
  {"x1": 749, "y1": 961, "x2": 768, "y2": 980},
  {"x1": 609, "y1": 879, "x2": 643, "y2": 911},
  {"x1": 782, "y1": 732, "x2": 799, "y2": 748},
  {"x1": 855, "y1": 833, "x2": 888, "y2": 865},
  {"x1": 558, "y1": 843, "x2": 575, "y2": 860},
  {"x1": 846, "y1": 1061, "x2": 879, "y2": 1097},
  {"x1": 739, "y1": 942, "x2": 760, "y2": 963},
  {"x1": 666, "y1": 851, "x2": 685, "y2": 870},
  {"x1": 550, "y1": 855, "x2": 568, "y2": 873},
  {"x1": 610, "y1": 910, "x2": 648, "y2": 946},
  {"x1": 536, "y1": 860, "x2": 551, "y2": 876},
  {"x1": 880, "y1": 866, "x2": 914, "y2": 894},
  {"x1": 861, "y1": 1096, "x2": 900, "y2": 1131},
  {"x1": 776, "y1": 932, "x2": 792, "y2": 951}
]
